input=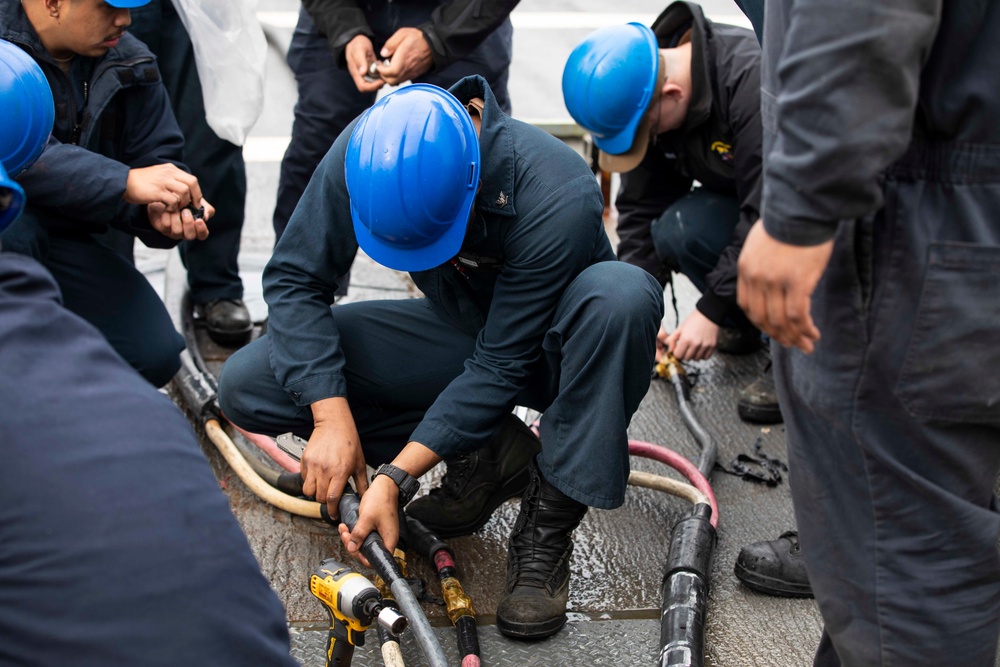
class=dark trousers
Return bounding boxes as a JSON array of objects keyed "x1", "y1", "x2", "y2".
[
  {"x1": 776, "y1": 144, "x2": 1000, "y2": 665},
  {"x1": 129, "y1": 0, "x2": 246, "y2": 304},
  {"x1": 0, "y1": 211, "x2": 183, "y2": 387},
  {"x1": 649, "y1": 187, "x2": 740, "y2": 296},
  {"x1": 219, "y1": 261, "x2": 661, "y2": 509},
  {"x1": 272, "y1": 3, "x2": 513, "y2": 242},
  {"x1": 0, "y1": 253, "x2": 294, "y2": 667}
]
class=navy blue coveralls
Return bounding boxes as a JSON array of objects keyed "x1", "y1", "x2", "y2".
[
  {"x1": 616, "y1": 2, "x2": 762, "y2": 331},
  {"x1": 128, "y1": 0, "x2": 246, "y2": 306},
  {"x1": 0, "y1": 253, "x2": 294, "y2": 667},
  {"x1": 761, "y1": 0, "x2": 1000, "y2": 664},
  {"x1": 220, "y1": 76, "x2": 663, "y2": 510},
  {"x1": 272, "y1": 0, "x2": 515, "y2": 242},
  {"x1": 0, "y1": 3, "x2": 185, "y2": 387}
]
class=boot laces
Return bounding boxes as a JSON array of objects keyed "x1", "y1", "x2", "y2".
[
  {"x1": 509, "y1": 524, "x2": 573, "y2": 593},
  {"x1": 507, "y1": 483, "x2": 581, "y2": 593}
]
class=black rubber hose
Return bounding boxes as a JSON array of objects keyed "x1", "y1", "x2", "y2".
[
  {"x1": 658, "y1": 503, "x2": 716, "y2": 667},
  {"x1": 406, "y1": 516, "x2": 482, "y2": 665},
  {"x1": 404, "y1": 515, "x2": 452, "y2": 562},
  {"x1": 339, "y1": 490, "x2": 449, "y2": 667},
  {"x1": 667, "y1": 372, "x2": 717, "y2": 480}
]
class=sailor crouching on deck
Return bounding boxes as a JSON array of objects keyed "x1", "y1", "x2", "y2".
[
  {"x1": 218, "y1": 76, "x2": 663, "y2": 639},
  {"x1": 0, "y1": 0, "x2": 214, "y2": 387}
]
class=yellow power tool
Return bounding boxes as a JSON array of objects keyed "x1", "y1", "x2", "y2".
[{"x1": 309, "y1": 558, "x2": 407, "y2": 666}]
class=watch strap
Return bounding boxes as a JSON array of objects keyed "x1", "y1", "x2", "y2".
[{"x1": 373, "y1": 463, "x2": 420, "y2": 505}]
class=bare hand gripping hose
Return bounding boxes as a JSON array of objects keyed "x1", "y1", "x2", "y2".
[
  {"x1": 338, "y1": 490, "x2": 449, "y2": 667},
  {"x1": 173, "y1": 291, "x2": 446, "y2": 666}
]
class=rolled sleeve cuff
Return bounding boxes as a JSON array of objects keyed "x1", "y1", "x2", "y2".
[
  {"x1": 409, "y1": 419, "x2": 468, "y2": 461},
  {"x1": 283, "y1": 372, "x2": 348, "y2": 407}
]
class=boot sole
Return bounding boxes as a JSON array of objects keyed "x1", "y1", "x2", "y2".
[
  {"x1": 496, "y1": 613, "x2": 566, "y2": 640},
  {"x1": 734, "y1": 561, "x2": 813, "y2": 598},
  {"x1": 737, "y1": 401, "x2": 783, "y2": 424},
  {"x1": 407, "y1": 466, "x2": 532, "y2": 539}
]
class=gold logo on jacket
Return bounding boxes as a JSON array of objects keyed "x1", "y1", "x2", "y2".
[{"x1": 711, "y1": 141, "x2": 734, "y2": 163}]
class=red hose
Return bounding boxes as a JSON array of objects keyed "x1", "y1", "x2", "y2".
[
  {"x1": 628, "y1": 440, "x2": 719, "y2": 528},
  {"x1": 229, "y1": 422, "x2": 301, "y2": 473}
]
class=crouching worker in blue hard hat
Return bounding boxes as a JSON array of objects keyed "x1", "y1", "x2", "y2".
[
  {"x1": 0, "y1": 39, "x2": 297, "y2": 667},
  {"x1": 563, "y1": 3, "x2": 779, "y2": 423},
  {"x1": 0, "y1": 0, "x2": 215, "y2": 387},
  {"x1": 218, "y1": 77, "x2": 663, "y2": 639}
]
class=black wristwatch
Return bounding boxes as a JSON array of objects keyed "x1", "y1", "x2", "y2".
[{"x1": 373, "y1": 463, "x2": 420, "y2": 506}]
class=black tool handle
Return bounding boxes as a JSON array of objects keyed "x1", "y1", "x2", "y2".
[{"x1": 325, "y1": 632, "x2": 354, "y2": 667}]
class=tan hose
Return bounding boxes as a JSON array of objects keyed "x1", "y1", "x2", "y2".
[
  {"x1": 205, "y1": 419, "x2": 323, "y2": 519},
  {"x1": 206, "y1": 418, "x2": 705, "y2": 518},
  {"x1": 628, "y1": 470, "x2": 709, "y2": 507}
]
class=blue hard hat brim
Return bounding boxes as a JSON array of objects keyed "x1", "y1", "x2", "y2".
[
  {"x1": 592, "y1": 114, "x2": 645, "y2": 156},
  {"x1": 351, "y1": 201, "x2": 473, "y2": 273},
  {"x1": 106, "y1": 0, "x2": 151, "y2": 7},
  {"x1": 563, "y1": 22, "x2": 659, "y2": 157}
]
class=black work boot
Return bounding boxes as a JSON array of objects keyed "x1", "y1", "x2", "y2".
[
  {"x1": 405, "y1": 414, "x2": 541, "y2": 538},
  {"x1": 737, "y1": 361, "x2": 783, "y2": 424},
  {"x1": 734, "y1": 531, "x2": 812, "y2": 598},
  {"x1": 195, "y1": 298, "x2": 253, "y2": 346},
  {"x1": 496, "y1": 462, "x2": 588, "y2": 640}
]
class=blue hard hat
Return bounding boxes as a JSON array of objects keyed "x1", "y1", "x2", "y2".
[
  {"x1": 0, "y1": 39, "x2": 55, "y2": 232},
  {"x1": 105, "y1": 0, "x2": 151, "y2": 8},
  {"x1": 562, "y1": 23, "x2": 659, "y2": 157},
  {"x1": 345, "y1": 84, "x2": 480, "y2": 272}
]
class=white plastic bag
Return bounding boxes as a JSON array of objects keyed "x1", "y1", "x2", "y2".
[{"x1": 170, "y1": 0, "x2": 267, "y2": 146}]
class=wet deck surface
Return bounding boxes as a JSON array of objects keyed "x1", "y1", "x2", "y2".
[
  {"x1": 162, "y1": 248, "x2": 823, "y2": 667},
  {"x1": 145, "y1": 1, "x2": 835, "y2": 663}
]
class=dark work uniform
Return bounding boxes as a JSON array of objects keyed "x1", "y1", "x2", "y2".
[
  {"x1": 761, "y1": 0, "x2": 1000, "y2": 664},
  {"x1": 220, "y1": 76, "x2": 663, "y2": 509},
  {"x1": 616, "y1": 1, "x2": 761, "y2": 329},
  {"x1": 129, "y1": 0, "x2": 246, "y2": 306},
  {"x1": 0, "y1": 253, "x2": 295, "y2": 667},
  {"x1": 272, "y1": 0, "x2": 516, "y2": 242},
  {"x1": 0, "y1": 2, "x2": 184, "y2": 387}
]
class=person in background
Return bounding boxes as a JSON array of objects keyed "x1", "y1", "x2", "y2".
[
  {"x1": 272, "y1": 0, "x2": 518, "y2": 297},
  {"x1": 739, "y1": 0, "x2": 1000, "y2": 663},
  {"x1": 0, "y1": 38, "x2": 295, "y2": 667},
  {"x1": 562, "y1": 2, "x2": 779, "y2": 425},
  {"x1": 1, "y1": 0, "x2": 213, "y2": 387},
  {"x1": 128, "y1": 0, "x2": 254, "y2": 346}
]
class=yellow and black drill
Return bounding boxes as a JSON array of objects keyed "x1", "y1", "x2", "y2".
[{"x1": 309, "y1": 558, "x2": 408, "y2": 667}]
